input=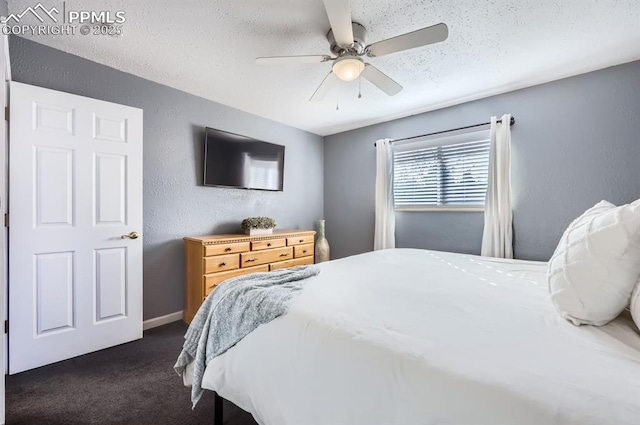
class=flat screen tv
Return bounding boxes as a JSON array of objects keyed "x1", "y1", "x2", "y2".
[{"x1": 203, "y1": 127, "x2": 285, "y2": 191}]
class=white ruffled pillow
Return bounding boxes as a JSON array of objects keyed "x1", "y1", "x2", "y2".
[
  {"x1": 631, "y1": 201, "x2": 640, "y2": 331},
  {"x1": 548, "y1": 200, "x2": 640, "y2": 326},
  {"x1": 631, "y1": 283, "x2": 640, "y2": 330}
]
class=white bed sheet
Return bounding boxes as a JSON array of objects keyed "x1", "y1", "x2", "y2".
[{"x1": 186, "y1": 249, "x2": 640, "y2": 425}]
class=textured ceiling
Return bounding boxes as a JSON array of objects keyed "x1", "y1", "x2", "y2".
[{"x1": 8, "y1": 0, "x2": 640, "y2": 135}]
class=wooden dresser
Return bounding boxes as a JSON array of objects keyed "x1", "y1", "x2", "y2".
[{"x1": 183, "y1": 230, "x2": 316, "y2": 323}]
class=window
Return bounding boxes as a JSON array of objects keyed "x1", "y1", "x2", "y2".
[{"x1": 393, "y1": 129, "x2": 490, "y2": 210}]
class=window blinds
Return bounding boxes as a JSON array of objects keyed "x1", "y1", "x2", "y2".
[{"x1": 393, "y1": 132, "x2": 490, "y2": 208}]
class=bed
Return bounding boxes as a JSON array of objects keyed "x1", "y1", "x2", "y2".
[{"x1": 182, "y1": 248, "x2": 640, "y2": 425}]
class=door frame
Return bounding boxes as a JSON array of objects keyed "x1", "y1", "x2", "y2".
[{"x1": 1, "y1": 20, "x2": 10, "y2": 425}]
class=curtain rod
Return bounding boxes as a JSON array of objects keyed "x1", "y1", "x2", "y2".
[{"x1": 374, "y1": 116, "x2": 515, "y2": 147}]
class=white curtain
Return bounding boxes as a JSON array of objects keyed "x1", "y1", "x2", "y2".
[
  {"x1": 481, "y1": 114, "x2": 513, "y2": 258},
  {"x1": 374, "y1": 139, "x2": 395, "y2": 250}
]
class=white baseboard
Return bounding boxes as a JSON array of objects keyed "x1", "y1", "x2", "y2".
[{"x1": 143, "y1": 311, "x2": 183, "y2": 331}]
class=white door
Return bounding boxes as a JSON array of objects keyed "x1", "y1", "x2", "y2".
[{"x1": 8, "y1": 82, "x2": 143, "y2": 374}]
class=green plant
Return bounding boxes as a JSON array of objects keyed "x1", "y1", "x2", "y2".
[{"x1": 241, "y1": 216, "x2": 277, "y2": 230}]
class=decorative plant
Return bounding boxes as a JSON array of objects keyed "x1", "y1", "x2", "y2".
[{"x1": 241, "y1": 217, "x2": 277, "y2": 230}]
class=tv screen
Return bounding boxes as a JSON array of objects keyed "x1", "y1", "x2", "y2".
[{"x1": 203, "y1": 128, "x2": 285, "y2": 191}]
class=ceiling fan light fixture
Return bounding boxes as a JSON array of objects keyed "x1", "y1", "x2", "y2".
[{"x1": 332, "y1": 57, "x2": 364, "y2": 81}]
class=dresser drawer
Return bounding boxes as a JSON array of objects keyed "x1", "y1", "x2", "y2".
[
  {"x1": 294, "y1": 243, "x2": 314, "y2": 258},
  {"x1": 203, "y1": 254, "x2": 239, "y2": 273},
  {"x1": 287, "y1": 235, "x2": 314, "y2": 246},
  {"x1": 270, "y1": 256, "x2": 314, "y2": 271},
  {"x1": 241, "y1": 247, "x2": 293, "y2": 267},
  {"x1": 204, "y1": 242, "x2": 250, "y2": 257},
  {"x1": 203, "y1": 264, "x2": 269, "y2": 295},
  {"x1": 251, "y1": 238, "x2": 286, "y2": 251}
]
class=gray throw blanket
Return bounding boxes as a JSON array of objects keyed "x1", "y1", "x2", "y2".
[{"x1": 174, "y1": 265, "x2": 320, "y2": 407}]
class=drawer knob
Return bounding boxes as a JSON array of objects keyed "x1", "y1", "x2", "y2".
[
  {"x1": 267, "y1": 243, "x2": 272, "y2": 247},
  {"x1": 225, "y1": 247, "x2": 232, "y2": 252},
  {"x1": 219, "y1": 262, "x2": 226, "y2": 267},
  {"x1": 302, "y1": 250, "x2": 307, "y2": 253},
  {"x1": 299, "y1": 239, "x2": 303, "y2": 243},
  {"x1": 280, "y1": 253, "x2": 289, "y2": 257},
  {"x1": 246, "y1": 258, "x2": 258, "y2": 262}
]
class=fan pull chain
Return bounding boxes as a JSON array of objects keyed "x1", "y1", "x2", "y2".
[
  {"x1": 336, "y1": 85, "x2": 340, "y2": 110},
  {"x1": 358, "y1": 62, "x2": 363, "y2": 99}
]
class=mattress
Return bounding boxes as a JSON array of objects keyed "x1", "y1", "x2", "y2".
[{"x1": 185, "y1": 249, "x2": 640, "y2": 425}]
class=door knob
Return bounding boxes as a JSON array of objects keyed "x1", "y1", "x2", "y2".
[{"x1": 121, "y1": 231, "x2": 140, "y2": 239}]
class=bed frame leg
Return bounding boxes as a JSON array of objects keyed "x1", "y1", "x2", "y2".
[{"x1": 214, "y1": 392, "x2": 223, "y2": 425}]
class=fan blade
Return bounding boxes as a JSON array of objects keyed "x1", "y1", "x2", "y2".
[
  {"x1": 256, "y1": 55, "x2": 331, "y2": 65},
  {"x1": 322, "y1": 0, "x2": 354, "y2": 47},
  {"x1": 366, "y1": 23, "x2": 448, "y2": 57},
  {"x1": 310, "y1": 72, "x2": 339, "y2": 102},
  {"x1": 361, "y1": 64, "x2": 402, "y2": 96}
]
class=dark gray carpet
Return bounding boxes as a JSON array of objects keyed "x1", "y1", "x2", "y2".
[{"x1": 6, "y1": 321, "x2": 259, "y2": 425}]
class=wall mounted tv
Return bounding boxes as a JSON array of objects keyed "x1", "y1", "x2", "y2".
[{"x1": 203, "y1": 127, "x2": 285, "y2": 191}]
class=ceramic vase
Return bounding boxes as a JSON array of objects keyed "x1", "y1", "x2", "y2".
[{"x1": 315, "y1": 219, "x2": 330, "y2": 263}]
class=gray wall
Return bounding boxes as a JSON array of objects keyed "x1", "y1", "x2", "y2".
[
  {"x1": 10, "y1": 36, "x2": 324, "y2": 320},
  {"x1": 324, "y1": 60, "x2": 640, "y2": 261}
]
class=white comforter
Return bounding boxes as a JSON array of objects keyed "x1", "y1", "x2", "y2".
[{"x1": 186, "y1": 249, "x2": 640, "y2": 425}]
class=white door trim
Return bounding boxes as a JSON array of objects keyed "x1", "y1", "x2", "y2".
[{"x1": 0, "y1": 18, "x2": 9, "y2": 425}]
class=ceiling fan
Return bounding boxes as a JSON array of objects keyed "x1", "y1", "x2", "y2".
[{"x1": 255, "y1": 0, "x2": 448, "y2": 102}]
